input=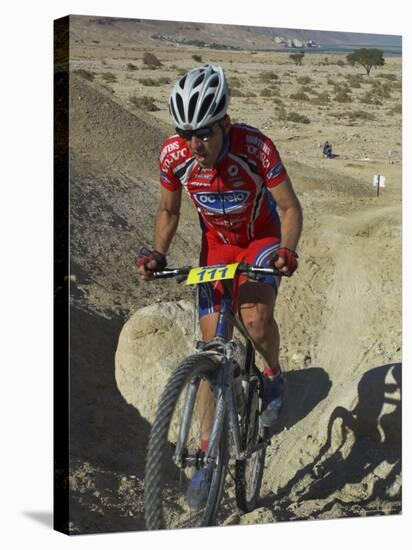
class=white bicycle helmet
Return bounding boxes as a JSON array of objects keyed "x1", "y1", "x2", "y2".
[{"x1": 169, "y1": 65, "x2": 230, "y2": 130}]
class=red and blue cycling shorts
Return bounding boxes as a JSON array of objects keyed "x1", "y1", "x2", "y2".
[{"x1": 198, "y1": 236, "x2": 281, "y2": 319}]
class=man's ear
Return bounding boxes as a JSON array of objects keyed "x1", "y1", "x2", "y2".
[{"x1": 222, "y1": 114, "x2": 231, "y2": 134}]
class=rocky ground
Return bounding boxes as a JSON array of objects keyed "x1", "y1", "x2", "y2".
[{"x1": 62, "y1": 16, "x2": 402, "y2": 534}]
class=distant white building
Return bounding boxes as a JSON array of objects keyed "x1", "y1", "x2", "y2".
[{"x1": 274, "y1": 35, "x2": 318, "y2": 48}]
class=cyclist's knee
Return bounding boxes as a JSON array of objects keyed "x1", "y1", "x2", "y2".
[{"x1": 241, "y1": 308, "x2": 275, "y2": 342}]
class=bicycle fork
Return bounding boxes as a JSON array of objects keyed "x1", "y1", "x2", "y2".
[{"x1": 173, "y1": 355, "x2": 235, "y2": 468}]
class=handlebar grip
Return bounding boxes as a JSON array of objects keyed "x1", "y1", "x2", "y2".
[
  {"x1": 153, "y1": 270, "x2": 177, "y2": 279},
  {"x1": 237, "y1": 263, "x2": 283, "y2": 278},
  {"x1": 153, "y1": 268, "x2": 189, "y2": 280}
]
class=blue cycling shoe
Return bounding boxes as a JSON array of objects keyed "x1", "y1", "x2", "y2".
[
  {"x1": 261, "y1": 373, "x2": 285, "y2": 427},
  {"x1": 186, "y1": 463, "x2": 214, "y2": 509}
]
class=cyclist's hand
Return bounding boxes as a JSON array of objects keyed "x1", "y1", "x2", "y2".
[
  {"x1": 136, "y1": 248, "x2": 167, "y2": 281},
  {"x1": 273, "y1": 247, "x2": 298, "y2": 276}
]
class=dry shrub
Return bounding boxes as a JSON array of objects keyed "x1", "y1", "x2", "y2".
[
  {"x1": 139, "y1": 77, "x2": 170, "y2": 86},
  {"x1": 329, "y1": 110, "x2": 376, "y2": 122},
  {"x1": 334, "y1": 91, "x2": 352, "y2": 103},
  {"x1": 143, "y1": 52, "x2": 162, "y2": 67},
  {"x1": 260, "y1": 87, "x2": 280, "y2": 97},
  {"x1": 312, "y1": 91, "x2": 330, "y2": 105},
  {"x1": 350, "y1": 110, "x2": 376, "y2": 121},
  {"x1": 333, "y1": 82, "x2": 351, "y2": 93},
  {"x1": 290, "y1": 90, "x2": 310, "y2": 101},
  {"x1": 345, "y1": 74, "x2": 364, "y2": 89},
  {"x1": 101, "y1": 72, "x2": 117, "y2": 83},
  {"x1": 345, "y1": 163, "x2": 366, "y2": 168},
  {"x1": 319, "y1": 56, "x2": 330, "y2": 66},
  {"x1": 297, "y1": 76, "x2": 312, "y2": 84},
  {"x1": 287, "y1": 112, "x2": 310, "y2": 124},
  {"x1": 259, "y1": 71, "x2": 279, "y2": 83},
  {"x1": 359, "y1": 91, "x2": 383, "y2": 106},
  {"x1": 129, "y1": 95, "x2": 159, "y2": 111},
  {"x1": 377, "y1": 73, "x2": 398, "y2": 81},
  {"x1": 369, "y1": 80, "x2": 392, "y2": 99},
  {"x1": 73, "y1": 69, "x2": 95, "y2": 81},
  {"x1": 302, "y1": 85, "x2": 318, "y2": 94}
]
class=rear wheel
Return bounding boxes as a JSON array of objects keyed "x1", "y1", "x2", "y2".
[
  {"x1": 144, "y1": 354, "x2": 228, "y2": 530},
  {"x1": 235, "y1": 373, "x2": 267, "y2": 513}
]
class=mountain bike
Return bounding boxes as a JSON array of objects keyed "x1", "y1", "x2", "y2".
[{"x1": 144, "y1": 261, "x2": 283, "y2": 530}]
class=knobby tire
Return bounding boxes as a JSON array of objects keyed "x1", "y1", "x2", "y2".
[
  {"x1": 144, "y1": 353, "x2": 228, "y2": 530},
  {"x1": 235, "y1": 373, "x2": 267, "y2": 513}
]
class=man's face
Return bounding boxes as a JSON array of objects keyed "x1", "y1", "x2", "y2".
[{"x1": 183, "y1": 121, "x2": 227, "y2": 168}]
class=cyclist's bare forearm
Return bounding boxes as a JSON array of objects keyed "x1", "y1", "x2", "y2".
[
  {"x1": 153, "y1": 186, "x2": 182, "y2": 255},
  {"x1": 279, "y1": 204, "x2": 303, "y2": 251},
  {"x1": 154, "y1": 207, "x2": 180, "y2": 255},
  {"x1": 270, "y1": 176, "x2": 303, "y2": 252}
]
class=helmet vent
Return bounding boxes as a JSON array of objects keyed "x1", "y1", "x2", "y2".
[
  {"x1": 193, "y1": 73, "x2": 206, "y2": 87},
  {"x1": 198, "y1": 94, "x2": 214, "y2": 123},
  {"x1": 188, "y1": 92, "x2": 199, "y2": 121},
  {"x1": 209, "y1": 75, "x2": 219, "y2": 87},
  {"x1": 214, "y1": 94, "x2": 226, "y2": 117},
  {"x1": 169, "y1": 100, "x2": 178, "y2": 122},
  {"x1": 176, "y1": 94, "x2": 185, "y2": 120},
  {"x1": 179, "y1": 75, "x2": 187, "y2": 89}
]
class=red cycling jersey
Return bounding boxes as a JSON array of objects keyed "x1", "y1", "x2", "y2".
[{"x1": 159, "y1": 124, "x2": 288, "y2": 246}]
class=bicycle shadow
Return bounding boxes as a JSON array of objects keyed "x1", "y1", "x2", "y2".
[
  {"x1": 266, "y1": 367, "x2": 332, "y2": 437},
  {"x1": 262, "y1": 363, "x2": 401, "y2": 519}
]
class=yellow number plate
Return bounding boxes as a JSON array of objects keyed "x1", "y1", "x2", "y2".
[{"x1": 186, "y1": 263, "x2": 239, "y2": 285}]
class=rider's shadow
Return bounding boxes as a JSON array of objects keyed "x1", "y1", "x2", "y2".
[
  {"x1": 267, "y1": 367, "x2": 332, "y2": 437},
  {"x1": 272, "y1": 363, "x2": 401, "y2": 512}
]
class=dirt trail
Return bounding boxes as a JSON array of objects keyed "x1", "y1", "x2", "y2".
[
  {"x1": 254, "y1": 201, "x2": 402, "y2": 522},
  {"x1": 318, "y1": 204, "x2": 401, "y2": 375}
]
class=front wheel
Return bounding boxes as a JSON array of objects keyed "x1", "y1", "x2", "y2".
[
  {"x1": 235, "y1": 373, "x2": 267, "y2": 513},
  {"x1": 144, "y1": 354, "x2": 228, "y2": 530}
]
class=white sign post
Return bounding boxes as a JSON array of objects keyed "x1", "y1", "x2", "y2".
[{"x1": 373, "y1": 175, "x2": 386, "y2": 197}]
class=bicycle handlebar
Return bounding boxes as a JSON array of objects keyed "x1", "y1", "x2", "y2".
[{"x1": 152, "y1": 263, "x2": 283, "y2": 282}]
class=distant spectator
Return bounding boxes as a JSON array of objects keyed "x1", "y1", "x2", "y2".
[{"x1": 323, "y1": 141, "x2": 333, "y2": 159}]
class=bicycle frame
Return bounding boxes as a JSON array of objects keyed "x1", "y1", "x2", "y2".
[{"x1": 173, "y1": 277, "x2": 261, "y2": 467}]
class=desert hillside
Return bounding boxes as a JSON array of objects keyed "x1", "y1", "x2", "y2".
[{"x1": 62, "y1": 15, "x2": 401, "y2": 533}]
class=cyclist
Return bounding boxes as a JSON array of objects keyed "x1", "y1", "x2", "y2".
[{"x1": 137, "y1": 64, "x2": 302, "y2": 508}]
